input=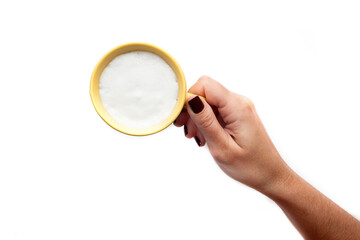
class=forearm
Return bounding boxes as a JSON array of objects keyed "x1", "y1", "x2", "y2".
[{"x1": 261, "y1": 167, "x2": 360, "y2": 240}]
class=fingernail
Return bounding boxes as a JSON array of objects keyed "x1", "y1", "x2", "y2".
[
  {"x1": 194, "y1": 136, "x2": 201, "y2": 146},
  {"x1": 184, "y1": 125, "x2": 188, "y2": 136},
  {"x1": 188, "y1": 96, "x2": 204, "y2": 114}
]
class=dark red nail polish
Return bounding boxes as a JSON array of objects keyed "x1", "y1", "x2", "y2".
[
  {"x1": 184, "y1": 125, "x2": 188, "y2": 136},
  {"x1": 188, "y1": 96, "x2": 204, "y2": 114},
  {"x1": 194, "y1": 136, "x2": 201, "y2": 146}
]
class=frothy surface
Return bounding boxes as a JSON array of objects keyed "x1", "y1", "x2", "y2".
[{"x1": 99, "y1": 51, "x2": 178, "y2": 129}]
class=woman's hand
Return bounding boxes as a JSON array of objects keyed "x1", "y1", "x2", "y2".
[
  {"x1": 174, "y1": 76, "x2": 291, "y2": 192},
  {"x1": 175, "y1": 76, "x2": 360, "y2": 239}
]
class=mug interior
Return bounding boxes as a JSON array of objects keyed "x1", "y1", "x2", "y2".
[{"x1": 90, "y1": 42, "x2": 186, "y2": 136}]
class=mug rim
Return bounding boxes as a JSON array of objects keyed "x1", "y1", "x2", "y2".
[{"x1": 90, "y1": 42, "x2": 186, "y2": 136}]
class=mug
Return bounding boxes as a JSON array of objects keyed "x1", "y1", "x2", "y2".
[{"x1": 90, "y1": 42, "x2": 197, "y2": 136}]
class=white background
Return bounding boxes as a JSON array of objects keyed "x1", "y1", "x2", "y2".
[{"x1": 1, "y1": 0, "x2": 360, "y2": 239}]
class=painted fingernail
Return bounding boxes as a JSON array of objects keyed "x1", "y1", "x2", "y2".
[
  {"x1": 184, "y1": 125, "x2": 188, "y2": 136},
  {"x1": 188, "y1": 96, "x2": 204, "y2": 114},
  {"x1": 194, "y1": 136, "x2": 201, "y2": 146}
]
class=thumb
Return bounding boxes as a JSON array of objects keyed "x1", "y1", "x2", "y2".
[{"x1": 187, "y1": 95, "x2": 229, "y2": 148}]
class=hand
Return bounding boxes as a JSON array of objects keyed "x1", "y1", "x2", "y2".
[
  {"x1": 175, "y1": 76, "x2": 360, "y2": 239},
  {"x1": 174, "y1": 76, "x2": 291, "y2": 192}
]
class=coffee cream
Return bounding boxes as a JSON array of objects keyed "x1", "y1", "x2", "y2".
[{"x1": 99, "y1": 51, "x2": 178, "y2": 129}]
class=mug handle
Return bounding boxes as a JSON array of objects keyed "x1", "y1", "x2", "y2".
[
  {"x1": 186, "y1": 92, "x2": 206, "y2": 101},
  {"x1": 184, "y1": 92, "x2": 206, "y2": 109}
]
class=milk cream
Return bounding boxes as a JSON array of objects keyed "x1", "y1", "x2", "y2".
[{"x1": 99, "y1": 51, "x2": 178, "y2": 129}]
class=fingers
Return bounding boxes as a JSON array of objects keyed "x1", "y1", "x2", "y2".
[
  {"x1": 175, "y1": 76, "x2": 231, "y2": 148},
  {"x1": 174, "y1": 110, "x2": 206, "y2": 146},
  {"x1": 195, "y1": 130, "x2": 206, "y2": 147},
  {"x1": 187, "y1": 95, "x2": 230, "y2": 149},
  {"x1": 184, "y1": 119, "x2": 196, "y2": 138},
  {"x1": 188, "y1": 76, "x2": 230, "y2": 109},
  {"x1": 174, "y1": 110, "x2": 189, "y2": 127}
]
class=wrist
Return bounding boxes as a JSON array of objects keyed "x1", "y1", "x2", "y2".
[{"x1": 258, "y1": 162, "x2": 298, "y2": 200}]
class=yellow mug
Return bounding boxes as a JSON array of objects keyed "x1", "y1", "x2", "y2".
[{"x1": 90, "y1": 42, "x2": 197, "y2": 136}]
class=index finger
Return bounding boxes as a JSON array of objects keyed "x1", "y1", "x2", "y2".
[{"x1": 188, "y1": 76, "x2": 230, "y2": 109}]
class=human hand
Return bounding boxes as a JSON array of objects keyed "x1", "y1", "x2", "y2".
[
  {"x1": 175, "y1": 76, "x2": 360, "y2": 239},
  {"x1": 174, "y1": 76, "x2": 292, "y2": 192}
]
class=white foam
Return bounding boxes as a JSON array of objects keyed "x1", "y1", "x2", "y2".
[{"x1": 99, "y1": 51, "x2": 178, "y2": 129}]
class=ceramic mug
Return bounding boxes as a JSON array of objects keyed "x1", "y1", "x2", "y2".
[{"x1": 90, "y1": 42, "x2": 199, "y2": 136}]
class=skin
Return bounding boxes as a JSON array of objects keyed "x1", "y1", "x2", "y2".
[{"x1": 174, "y1": 76, "x2": 360, "y2": 240}]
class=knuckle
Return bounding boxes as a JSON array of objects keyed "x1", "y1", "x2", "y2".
[
  {"x1": 243, "y1": 96, "x2": 255, "y2": 109},
  {"x1": 198, "y1": 109, "x2": 215, "y2": 130},
  {"x1": 198, "y1": 75, "x2": 211, "y2": 83},
  {"x1": 234, "y1": 94, "x2": 255, "y2": 112},
  {"x1": 197, "y1": 75, "x2": 216, "y2": 87}
]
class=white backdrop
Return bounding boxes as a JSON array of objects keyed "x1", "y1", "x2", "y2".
[{"x1": 1, "y1": 0, "x2": 360, "y2": 239}]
